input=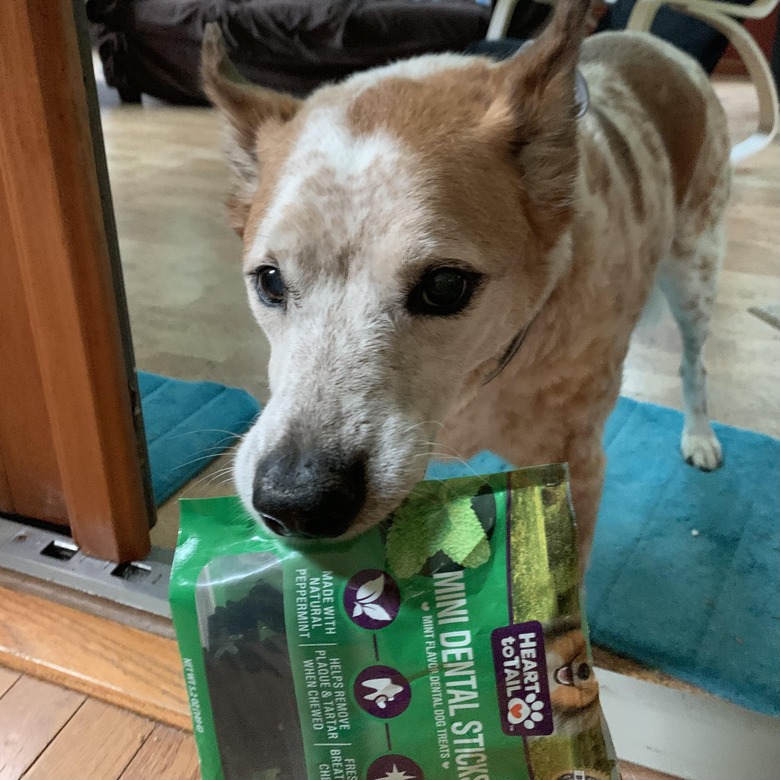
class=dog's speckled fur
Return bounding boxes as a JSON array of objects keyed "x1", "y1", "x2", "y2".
[{"x1": 202, "y1": 0, "x2": 730, "y2": 574}]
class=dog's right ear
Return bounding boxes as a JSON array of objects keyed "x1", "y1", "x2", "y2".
[
  {"x1": 202, "y1": 23, "x2": 301, "y2": 236},
  {"x1": 481, "y1": 0, "x2": 591, "y2": 240}
]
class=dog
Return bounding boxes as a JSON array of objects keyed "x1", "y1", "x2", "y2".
[
  {"x1": 542, "y1": 616, "x2": 601, "y2": 737},
  {"x1": 201, "y1": 0, "x2": 730, "y2": 575}
]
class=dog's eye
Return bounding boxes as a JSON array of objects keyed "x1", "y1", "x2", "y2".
[
  {"x1": 253, "y1": 266, "x2": 286, "y2": 307},
  {"x1": 408, "y1": 267, "x2": 479, "y2": 316}
]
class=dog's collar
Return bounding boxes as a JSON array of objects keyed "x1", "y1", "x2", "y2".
[
  {"x1": 482, "y1": 326, "x2": 532, "y2": 385},
  {"x1": 574, "y1": 70, "x2": 589, "y2": 119},
  {"x1": 482, "y1": 306, "x2": 545, "y2": 385}
]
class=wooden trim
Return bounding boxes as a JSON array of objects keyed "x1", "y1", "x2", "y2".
[
  {"x1": 0, "y1": 567, "x2": 176, "y2": 641},
  {"x1": 715, "y1": 57, "x2": 753, "y2": 76},
  {"x1": 0, "y1": 449, "x2": 12, "y2": 513},
  {"x1": 0, "y1": 584, "x2": 191, "y2": 731},
  {"x1": 0, "y1": 0, "x2": 151, "y2": 559},
  {"x1": 72, "y1": 0, "x2": 157, "y2": 535},
  {"x1": 0, "y1": 184, "x2": 67, "y2": 524}
]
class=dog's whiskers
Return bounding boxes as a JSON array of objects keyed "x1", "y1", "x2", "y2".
[
  {"x1": 164, "y1": 429, "x2": 241, "y2": 442},
  {"x1": 173, "y1": 449, "x2": 237, "y2": 470},
  {"x1": 181, "y1": 460, "x2": 237, "y2": 496},
  {"x1": 398, "y1": 419, "x2": 445, "y2": 436},
  {"x1": 394, "y1": 439, "x2": 493, "y2": 489}
]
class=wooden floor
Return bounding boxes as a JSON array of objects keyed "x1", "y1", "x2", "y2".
[
  {"x1": 0, "y1": 666, "x2": 675, "y2": 780},
  {"x1": 0, "y1": 666, "x2": 198, "y2": 780}
]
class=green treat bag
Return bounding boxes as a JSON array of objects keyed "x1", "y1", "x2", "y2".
[{"x1": 170, "y1": 465, "x2": 619, "y2": 780}]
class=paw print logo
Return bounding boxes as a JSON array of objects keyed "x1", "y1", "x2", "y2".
[{"x1": 507, "y1": 693, "x2": 545, "y2": 730}]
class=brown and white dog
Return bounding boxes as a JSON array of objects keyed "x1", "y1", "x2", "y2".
[{"x1": 203, "y1": 0, "x2": 730, "y2": 574}]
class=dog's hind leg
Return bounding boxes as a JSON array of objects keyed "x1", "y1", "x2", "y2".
[{"x1": 658, "y1": 220, "x2": 726, "y2": 471}]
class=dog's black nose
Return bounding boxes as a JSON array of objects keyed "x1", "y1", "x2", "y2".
[{"x1": 252, "y1": 448, "x2": 366, "y2": 538}]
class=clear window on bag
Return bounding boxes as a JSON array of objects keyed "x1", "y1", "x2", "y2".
[{"x1": 196, "y1": 553, "x2": 307, "y2": 780}]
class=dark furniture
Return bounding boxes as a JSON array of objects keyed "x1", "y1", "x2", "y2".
[{"x1": 88, "y1": 0, "x2": 494, "y2": 104}]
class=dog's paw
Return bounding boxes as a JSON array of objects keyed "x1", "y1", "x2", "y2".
[{"x1": 681, "y1": 429, "x2": 723, "y2": 471}]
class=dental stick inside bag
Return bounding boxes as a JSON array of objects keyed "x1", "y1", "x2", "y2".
[{"x1": 170, "y1": 465, "x2": 619, "y2": 780}]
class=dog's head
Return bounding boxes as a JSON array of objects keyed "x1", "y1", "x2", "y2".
[{"x1": 204, "y1": 0, "x2": 590, "y2": 540}]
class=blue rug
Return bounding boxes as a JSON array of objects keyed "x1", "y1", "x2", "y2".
[
  {"x1": 426, "y1": 397, "x2": 780, "y2": 716},
  {"x1": 139, "y1": 371, "x2": 260, "y2": 505}
]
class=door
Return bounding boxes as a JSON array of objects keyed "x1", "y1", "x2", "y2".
[{"x1": 0, "y1": 0, "x2": 154, "y2": 561}]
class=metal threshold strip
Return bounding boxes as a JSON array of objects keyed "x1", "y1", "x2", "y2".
[{"x1": 0, "y1": 515, "x2": 172, "y2": 618}]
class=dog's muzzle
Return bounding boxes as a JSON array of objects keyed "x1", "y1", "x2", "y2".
[{"x1": 252, "y1": 447, "x2": 367, "y2": 539}]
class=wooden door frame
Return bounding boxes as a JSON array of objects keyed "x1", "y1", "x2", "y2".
[{"x1": 0, "y1": 0, "x2": 154, "y2": 561}]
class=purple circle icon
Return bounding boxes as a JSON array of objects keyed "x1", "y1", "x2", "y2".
[
  {"x1": 367, "y1": 755, "x2": 424, "y2": 780},
  {"x1": 344, "y1": 569, "x2": 401, "y2": 630},
  {"x1": 354, "y1": 665, "x2": 411, "y2": 719}
]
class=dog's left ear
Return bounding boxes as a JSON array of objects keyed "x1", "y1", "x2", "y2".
[
  {"x1": 484, "y1": 0, "x2": 591, "y2": 232},
  {"x1": 202, "y1": 23, "x2": 301, "y2": 236}
]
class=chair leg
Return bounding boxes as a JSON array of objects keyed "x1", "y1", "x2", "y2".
[
  {"x1": 772, "y1": 10, "x2": 779, "y2": 92},
  {"x1": 626, "y1": 0, "x2": 665, "y2": 30},
  {"x1": 675, "y1": 2, "x2": 779, "y2": 162},
  {"x1": 722, "y1": 16, "x2": 780, "y2": 160},
  {"x1": 627, "y1": 0, "x2": 780, "y2": 162},
  {"x1": 487, "y1": 0, "x2": 521, "y2": 39}
]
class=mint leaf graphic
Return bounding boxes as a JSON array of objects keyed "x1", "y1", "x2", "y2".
[
  {"x1": 355, "y1": 575, "x2": 385, "y2": 605},
  {"x1": 362, "y1": 602, "x2": 392, "y2": 622}
]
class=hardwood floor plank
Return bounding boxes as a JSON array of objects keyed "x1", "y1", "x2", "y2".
[
  {"x1": 0, "y1": 585, "x2": 190, "y2": 730},
  {"x1": 22, "y1": 699, "x2": 153, "y2": 780},
  {"x1": 119, "y1": 725, "x2": 200, "y2": 780},
  {"x1": 0, "y1": 676, "x2": 84, "y2": 780},
  {"x1": 0, "y1": 668, "x2": 19, "y2": 699}
]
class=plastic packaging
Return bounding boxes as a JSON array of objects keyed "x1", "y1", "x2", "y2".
[{"x1": 170, "y1": 464, "x2": 619, "y2": 780}]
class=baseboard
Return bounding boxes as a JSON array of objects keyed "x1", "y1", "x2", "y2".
[
  {"x1": 598, "y1": 668, "x2": 780, "y2": 779},
  {"x1": 0, "y1": 581, "x2": 190, "y2": 730}
]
